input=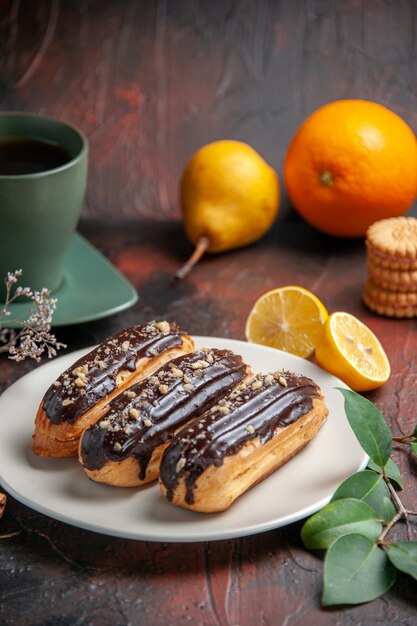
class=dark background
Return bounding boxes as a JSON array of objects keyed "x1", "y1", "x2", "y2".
[
  {"x1": 1, "y1": 1, "x2": 417, "y2": 625},
  {"x1": 2, "y1": 0, "x2": 417, "y2": 222}
]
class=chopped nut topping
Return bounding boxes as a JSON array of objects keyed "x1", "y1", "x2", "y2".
[
  {"x1": 206, "y1": 352, "x2": 214, "y2": 364},
  {"x1": 183, "y1": 374, "x2": 191, "y2": 384},
  {"x1": 191, "y1": 359, "x2": 209, "y2": 370},
  {"x1": 121, "y1": 341, "x2": 130, "y2": 352},
  {"x1": 143, "y1": 418, "x2": 153, "y2": 427},
  {"x1": 62, "y1": 399, "x2": 74, "y2": 406},
  {"x1": 113, "y1": 442, "x2": 122, "y2": 452},
  {"x1": 264, "y1": 374, "x2": 274, "y2": 384},
  {"x1": 218, "y1": 406, "x2": 230, "y2": 415},
  {"x1": 124, "y1": 425, "x2": 134, "y2": 435},
  {"x1": 97, "y1": 360, "x2": 106, "y2": 370},
  {"x1": 129, "y1": 408, "x2": 139, "y2": 419},
  {"x1": 156, "y1": 321, "x2": 170, "y2": 334},
  {"x1": 170, "y1": 367, "x2": 184, "y2": 378},
  {"x1": 99, "y1": 420, "x2": 111, "y2": 429},
  {"x1": 251, "y1": 380, "x2": 263, "y2": 390},
  {"x1": 159, "y1": 384, "x2": 169, "y2": 395},
  {"x1": 176, "y1": 457, "x2": 186, "y2": 473},
  {"x1": 246, "y1": 424, "x2": 255, "y2": 434},
  {"x1": 125, "y1": 390, "x2": 137, "y2": 399},
  {"x1": 150, "y1": 376, "x2": 159, "y2": 385},
  {"x1": 149, "y1": 348, "x2": 158, "y2": 356},
  {"x1": 279, "y1": 376, "x2": 287, "y2": 387},
  {"x1": 104, "y1": 347, "x2": 111, "y2": 355},
  {"x1": 75, "y1": 377, "x2": 85, "y2": 388},
  {"x1": 183, "y1": 383, "x2": 194, "y2": 392},
  {"x1": 53, "y1": 380, "x2": 61, "y2": 387}
]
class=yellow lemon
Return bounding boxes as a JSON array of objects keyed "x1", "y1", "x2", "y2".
[
  {"x1": 315, "y1": 312, "x2": 391, "y2": 391},
  {"x1": 245, "y1": 286, "x2": 328, "y2": 358}
]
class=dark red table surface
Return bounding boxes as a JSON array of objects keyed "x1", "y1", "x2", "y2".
[{"x1": 1, "y1": 1, "x2": 417, "y2": 625}]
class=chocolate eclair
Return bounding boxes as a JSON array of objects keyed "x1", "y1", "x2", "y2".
[
  {"x1": 32, "y1": 321, "x2": 194, "y2": 458},
  {"x1": 79, "y1": 349, "x2": 250, "y2": 487},
  {"x1": 159, "y1": 370, "x2": 328, "y2": 512}
]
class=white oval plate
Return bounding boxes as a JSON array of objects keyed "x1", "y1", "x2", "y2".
[{"x1": 0, "y1": 337, "x2": 367, "y2": 542}]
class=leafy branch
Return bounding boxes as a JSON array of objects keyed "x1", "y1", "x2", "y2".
[{"x1": 301, "y1": 388, "x2": 417, "y2": 606}]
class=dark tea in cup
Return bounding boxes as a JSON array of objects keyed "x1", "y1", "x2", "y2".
[{"x1": 0, "y1": 136, "x2": 73, "y2": 176}]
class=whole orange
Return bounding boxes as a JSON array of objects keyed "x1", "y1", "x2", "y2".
[{"x1": 284, "y1": 100, "x2": 417, "y2": 237}]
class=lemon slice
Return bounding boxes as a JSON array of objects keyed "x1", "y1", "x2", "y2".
[
  {"x1": 245, "y1": 286, "x2": 328, "y2": 358},
  {"x1": 315, "y1": 311, "x2": 391, "y2": 391}
]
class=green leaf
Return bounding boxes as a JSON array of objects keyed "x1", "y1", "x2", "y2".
[
  {"x1": 386, "y1": 542, "x2": 417, "y2": 581},
  {"x1": 367, "y1": 458, "x2": 404, "y2": 490},
  {"x1": 338, "y1": 388, "x2": 392, "y2": 466},
  {"x1": 322, "y1": 534, "x2": 397, "y2": 606},
  {"x1": 331, "y1": 471, "x2": 395, "y2": 523},
  {"x1": 412, "y1": 424, "x2": 417, "y2": 438},
  {"x1": 301, "y1": 498, "x2": 382, "y2": 550},
  {"x1": 411, "y1": 442, "x2": 417, "y2": 458}
]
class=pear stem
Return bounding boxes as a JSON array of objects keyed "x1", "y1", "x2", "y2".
[{"x1": 176, "y1": 236, "x2": 211, "y2": 280}]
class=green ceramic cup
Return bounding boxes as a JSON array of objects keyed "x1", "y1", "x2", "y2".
[{"x1": 0, "y1": 112, "x2": 88, "y2": 302}]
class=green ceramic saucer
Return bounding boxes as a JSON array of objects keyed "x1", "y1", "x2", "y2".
[{"x1": 2, "y1": 233, "x2": 138, "y2": 328}]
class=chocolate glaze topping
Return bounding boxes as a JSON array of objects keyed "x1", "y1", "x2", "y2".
[
  {"x1": 42, "y1": 321, "x2": 185, "y2": 425},
  {"x1": 80, "y1": 348, "x2": 248, "y2": 480},
  {"x1": 159, "y1": 370, "x2": 321, "y2": 504}
]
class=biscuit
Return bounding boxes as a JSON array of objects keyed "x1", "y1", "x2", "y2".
[
  {"x1": 366, "y1": 246, "x2": 417, "y2": 270},
  {"x1": 364, "y1": 217, "x2": 417, "y2": 317},
  {"x1": 367, "y1": 261, "x2": 417, "y2": 292},
  {"x1": 364, "y1": 279, "x2": 417, "y2": 306},
  {"x1": 366, "y1": 217, "x2": 417, "y2": 270},
  {"x1": 363, "y1": 292, "x2": 417, "y2": 318}
]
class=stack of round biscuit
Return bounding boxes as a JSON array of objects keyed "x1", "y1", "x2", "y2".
[{"x1": 363, "y1": 216, "x2": 417, "y2": 318}]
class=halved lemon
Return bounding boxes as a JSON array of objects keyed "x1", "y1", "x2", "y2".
[
  {"x1": 245, "y1": 286, "x2": 328, "y2": 358},
  {"x1": 315, "y1": 311, "x2": 391, "y2": 391}
]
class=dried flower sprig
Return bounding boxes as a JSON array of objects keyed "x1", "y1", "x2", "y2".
[{"x1": 0, "y1": 270, "x2": 66, "y2": 362}]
